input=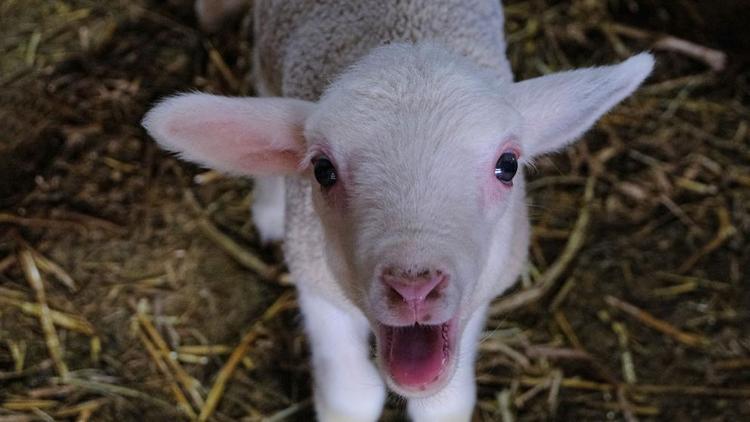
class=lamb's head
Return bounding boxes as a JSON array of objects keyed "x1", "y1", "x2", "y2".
[
  {"x1": 142, "y1": 42, "x2": 653, "y2": 397},
  {"x1": 304, "y1": 44, "x2": 530, "y2": 396}
]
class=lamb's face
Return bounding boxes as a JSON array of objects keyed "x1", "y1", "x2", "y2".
[{"x1": 304, "y1": 44, "x2": 524, "y2": 396}]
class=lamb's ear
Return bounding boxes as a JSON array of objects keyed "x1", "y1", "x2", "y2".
[
  {"x1": 142, "y1": 93, "x2": 314, "y2": 175},
  {"x1": 509, "y1": 53, "x2": 654, "y2": 158}
]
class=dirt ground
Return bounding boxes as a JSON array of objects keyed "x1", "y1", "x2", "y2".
[{"x1": 1, "y1": 0, "x2": 749, "y2": 421}]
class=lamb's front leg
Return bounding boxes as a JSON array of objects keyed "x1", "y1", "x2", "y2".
[
  {"x1": 298, "y1": 288, "x2": 386, "y2": 422},
  {"x1": 407, "y1": 305, "x2": 488, "y2": 422}
]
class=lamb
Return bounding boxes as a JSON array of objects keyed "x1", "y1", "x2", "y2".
[{"x1": 142, "y1": 1, "x2": 654, "y2": 420}]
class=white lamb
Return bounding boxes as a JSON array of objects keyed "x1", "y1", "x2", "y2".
[{"x1": 143, "y1": 1, "x2": 653, "y2": 420}]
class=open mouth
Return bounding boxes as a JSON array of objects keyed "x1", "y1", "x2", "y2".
[{"x1": 378, "y1": 318, "x2": 457, "y2": 393}]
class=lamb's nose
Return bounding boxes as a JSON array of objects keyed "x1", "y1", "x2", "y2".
[{"x1": 381, "y1": 270, "x2": 447, "y2": 304}]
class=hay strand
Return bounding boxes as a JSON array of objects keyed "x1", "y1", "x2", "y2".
[
  {"x1": 18, "y1": 249, "x2": 69, "y2": 379},
  {"x1": 604, "y1": 295, "x2": 709, "y2": 347},
  {"x1": 198, "y1": 291, "x2": 294, "y2": 422}
]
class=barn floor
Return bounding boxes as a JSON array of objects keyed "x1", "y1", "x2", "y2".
[{"x1": 1, "y1": 0, "x2": 749, "y2": 421}]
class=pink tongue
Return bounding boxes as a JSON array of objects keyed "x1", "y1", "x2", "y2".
[{"x1": 387, "y1": 324, "x2": 446, "y2": 388}]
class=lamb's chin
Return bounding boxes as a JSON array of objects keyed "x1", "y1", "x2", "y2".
[{"x1": 376, "y1": 318, "x2": 459, "y2": 398}]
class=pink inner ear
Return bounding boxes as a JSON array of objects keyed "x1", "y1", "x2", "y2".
[
  {"x1": 144, "y1": 94, "x2": 313, "y2": 176},
  {"x1": 242, "y1": 149, "x2": 304, "y2": 174},
  {"x1": 166, "y1": 119, "x2": 303, "y2": 175}
]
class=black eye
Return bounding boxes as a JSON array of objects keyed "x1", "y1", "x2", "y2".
[
  {"x1": 313, "y1": 157, "x2": 337, "y2": 188},
  {"x1": 495, "y1": 152, "x2": 518, "y2": 184}
]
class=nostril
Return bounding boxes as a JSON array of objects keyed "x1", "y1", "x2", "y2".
[
  {"x1": 386, "y1": 285, "x2": 403, "y2": 303},
  {"x1": 426, "y1": 286, "x2": 442, "y2": 301},
  {"x1": 381, "y1": 270, "x2": 446, "y2": 303}
]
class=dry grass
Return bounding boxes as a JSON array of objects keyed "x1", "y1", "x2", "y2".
[{"x1": 1, "y1": 0, "x2": 749, "y2": 421}]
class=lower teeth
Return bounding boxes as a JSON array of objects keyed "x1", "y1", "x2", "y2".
[{"x1": 441, "y1": 323, "x2": 449, "y2": 360}]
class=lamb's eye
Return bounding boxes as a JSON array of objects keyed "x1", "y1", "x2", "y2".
[
  {"x1": 494, "y1": 152, "x2": 518, "y2": 184},
  {"x1": 313, "y1": 157, "x2": 337, "y2": 188}
]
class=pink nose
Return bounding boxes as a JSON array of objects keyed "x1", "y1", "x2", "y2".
[{"x1": 382, "y1": 270, "x2": 446, "y2": 304}]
